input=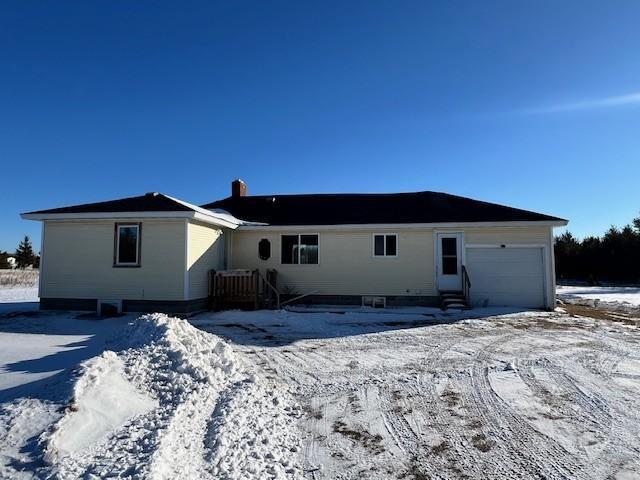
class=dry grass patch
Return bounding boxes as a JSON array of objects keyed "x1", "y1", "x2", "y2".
[
  {"x1": 0, "y1": 270, "x2": 38, "y2": 288},
  {"x1": 563, "y1": 303, "x2": 639, "y2": 324}
]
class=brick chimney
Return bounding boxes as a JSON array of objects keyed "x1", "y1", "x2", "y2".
[{"x1": 231, "y1": 179, "x2": 247, "y2": 197}]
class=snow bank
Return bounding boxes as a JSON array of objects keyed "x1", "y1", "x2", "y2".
[
  {"x1": 45, "y1": 351, "x2": 157, "y2": 459},
  {"x1": 39, "y1": 313, "x2": 302, "y2": 479},
  {"x1": 557, "y1": 285, "x2": 640, "y2": 313},
  {"x1": 124, "y1": 313, "x2": 239, "y2": 402},
  {"x1": 206, "y1": 379, "x2": 302, "y2": 479}
]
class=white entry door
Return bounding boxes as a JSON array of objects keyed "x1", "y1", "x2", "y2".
[{"x1": 436, "y1": 233, "x2": 463, "y2": 291}]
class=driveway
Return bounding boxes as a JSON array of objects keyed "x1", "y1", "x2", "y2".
[{"x1": 194, "y1": 306, "x2": 640, "y2": 479}]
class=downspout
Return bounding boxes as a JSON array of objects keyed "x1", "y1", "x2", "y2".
[
  {"x1": 548, "y1": 227, "x2": 557, "y2": 309},
  {"x1": 226, "y1": 229, "x2": 234, "y2": 270},
  {"x1": 39, "y1": 221, "x2": 45, "y2": 300},
  {"x1": 183, "y1": 219, "x2": 190, "y2": 301}
]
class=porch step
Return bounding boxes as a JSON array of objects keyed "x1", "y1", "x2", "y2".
[
  {"x1": 439, "y1": 291, "x2": 469, "y2": 310},
  {"x1": 444, "y1": 302, "x2": 467, "y2": 309}
]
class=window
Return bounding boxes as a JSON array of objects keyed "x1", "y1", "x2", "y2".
[
  {"x1": 115, "y1": 223, "x2": 140, "y2": 266},
  {"x1": 441, "y1": 237, "x2": 457, "y2": 275},
  {"x1": 281, "y1": 234, "x2": 319, "y2": 264},
  {"x1": 258, "y1": 239, "x2": 271, "y2": 260},
  {"x1": 373, "y1": 234, "x2": 397, "y2": 257}
]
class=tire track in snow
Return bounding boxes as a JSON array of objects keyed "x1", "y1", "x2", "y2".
[
  {"x1": 390, "y1": 330, "x2": 487, "y2": 479},
  {"x1": 511, "y1": 328, "x2": 640, "y2": 478},
  {"x1": 463, "y1": 334, "x2": 591, "y2": 479},
  {"x1": 205, "y1": 312, "x2": 640, "y2": 479},
  {"x1": 516, "y1": 357, "x2": 612, "y2": 430},
  {"x1": 377, "y1": 386, "x2": 418, "y2": 455}
]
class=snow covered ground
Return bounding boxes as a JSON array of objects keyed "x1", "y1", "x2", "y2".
[
  {"x1": 0, "y1": 311, "x2": 302, "y2": 479},
  {"x1": 0, "y1": 270, "x2": 39, "y2": 315},
  {"x1": 0, "y1": 287, "x2": 39, "y2": 315},
  {"x1": 194, "y1": 307, "x2": 640, "y2": 479},
  {"x1": 1, "y1": 295, "x2": 639, "y2": 479},
  {"x1": 558, "y1": 285, "x2": 640, "y2": 311}
]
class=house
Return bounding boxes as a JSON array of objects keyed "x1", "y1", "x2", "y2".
[{"x1": 21, "y1": 180, "x2": 567, "y2": 314}]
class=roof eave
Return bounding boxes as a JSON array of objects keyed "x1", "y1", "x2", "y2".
[
  {"x1": 236, "y1": 219, "x2": 568, "y2": 231},
  {"x1": 20, "y1": 210, "x2": 240, "y2": 229}
]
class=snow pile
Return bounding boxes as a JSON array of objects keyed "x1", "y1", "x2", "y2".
[
  {"x1": 124, "y1": 312, "x2": 239, "y2": 402},
  {"x1": 39, "y1": 313, "x2": 302, "y2": 479},
  {"x1": 44, "y1": 351, "x2": 157, "y2": 459},
  {"x1": 206, "y1": 378, "x2": 302, "y2": 478},
  {"x1": 557, "y1": 285, "x2": 640, "y2": 313}
]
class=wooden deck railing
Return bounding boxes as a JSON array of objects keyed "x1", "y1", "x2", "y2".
[{"x1": 209, "y1": 269, "x2": 280, "y2": 310}]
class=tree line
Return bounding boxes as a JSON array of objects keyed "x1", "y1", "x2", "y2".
[
  {"x1": 555, "y1": 214, "x2": 640, "y2": 284},
  {"x1": 0, "y1": 235, "x2": 39, "y2": 269}
]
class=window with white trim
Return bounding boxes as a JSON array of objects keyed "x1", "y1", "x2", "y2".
[
  {"x1": 373, "y1": 233, "x2": 397, "y2": 257},
  {"x1": 115, "y1": 223, "x2": 141, "y2": 266},
  {"x1": 281, "y1": 234, "x2": 318, "y2": 264}
]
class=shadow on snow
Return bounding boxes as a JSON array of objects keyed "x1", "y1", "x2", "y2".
[{"x1": 189, "y1": 306, "x2": 534, "y2": 347}]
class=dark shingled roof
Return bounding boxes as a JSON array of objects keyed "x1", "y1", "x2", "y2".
[
  {"x1": 25, "y1": 193, "x2": 192, "y2": 214},
  {"x1": 202, "y1": 191, "x2": 566, "y2": 225}
]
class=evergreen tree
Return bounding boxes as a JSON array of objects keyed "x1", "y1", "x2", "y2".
[
  {"x1": 0, "y1": 251, "x2": 10, "y2": 270},
  {"x1": 555, "y1": 213, "x2": 640, "y2": 283},
  {"x1": 15, "y1": 236, "x2": 35, "y2": 269},
  {"x1": 554, "y1": 232, "x2": 580, "y2": 279}
]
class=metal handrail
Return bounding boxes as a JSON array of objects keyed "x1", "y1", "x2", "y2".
[
  {"x1": 462, "y1": 265, "x2": 471, "y2": 305},
  {"x1": 280, "y1": 290, "x2": 320, "y2": 307},
  {"x1": 257, "y1": 270, "x2": 281, "y2": 309}
]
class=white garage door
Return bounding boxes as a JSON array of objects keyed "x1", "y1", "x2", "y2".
[{"x1": 466, "y1": 247, "x2": 545, "y2": 308}]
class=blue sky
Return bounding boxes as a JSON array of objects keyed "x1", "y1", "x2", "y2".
[{"x1": 2, "y1": 1, "x2": 639, "y2": 252}]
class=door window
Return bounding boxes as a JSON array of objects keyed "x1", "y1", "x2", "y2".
[{"x1": 441, "y1": 237, "x2": 458, "y2": 275}]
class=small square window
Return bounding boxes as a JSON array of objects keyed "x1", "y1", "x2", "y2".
[{"x1": 374, "y1": 234, "x2": 397, "y2": 257}]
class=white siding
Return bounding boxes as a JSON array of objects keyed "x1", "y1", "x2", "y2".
[
  {"x1": 41, "y1": 219, "x2": 185, "y2": 301},
  {"x1": 464, "y1": 226, "x2": 550, "y2": 245},
  {"x1": 231, "y1": 226, "x2": 555, "y2": 302},
  {"x1": 232, "y1": 229, "x2": 436, "y2": 296},
  {"x1": 39, "y1": 219, "x2": 556, "y2": 308},
  {"x1": 187, "y1": 221, "x2": 225, "y2": 300}
]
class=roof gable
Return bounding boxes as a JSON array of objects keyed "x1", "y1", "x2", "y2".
[
  {"x1": 25, "y1": 192, "x2": 191, "y2": 215},
  {"x1": 21, "y1": 192, "x2": 245, "y2": 228}
]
